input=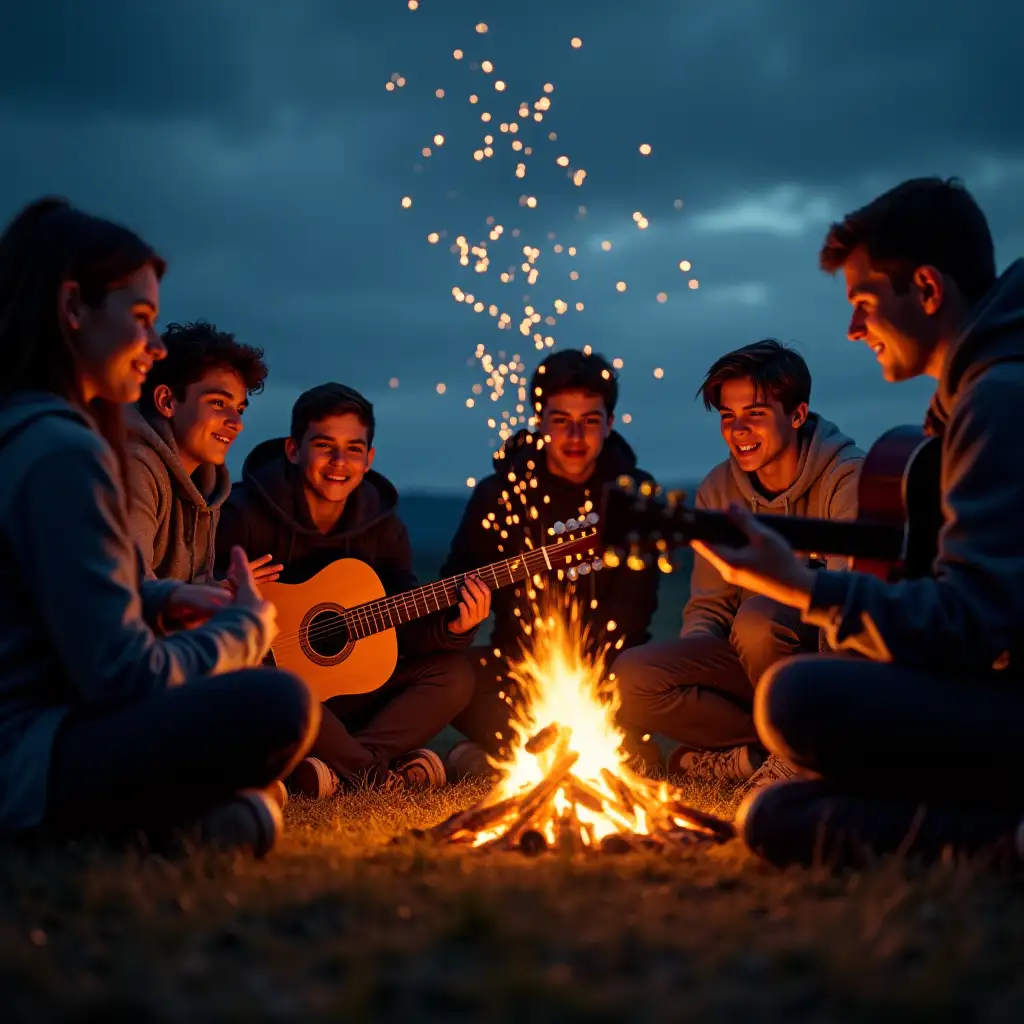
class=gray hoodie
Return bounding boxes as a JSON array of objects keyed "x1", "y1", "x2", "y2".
[
  {"x1": 806, "y1": 258, "x2": 1024, "y2": 675},
  {"x1": 0, "y1": 394, "x2": 272, "y2": 834},
  {"x1": 125, "y1": 407, "x2": 232, "y2": 583},
  {"x1": 683, "y1": 413, "x2": 864, "y2": 638}
]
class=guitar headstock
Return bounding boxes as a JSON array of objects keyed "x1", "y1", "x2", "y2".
[
  {"x1": 598, "y1": 476, "x2": 691, "y2": 574},
  {"x1": 547, "y1": 511, "x2": 602, "y2": 579}
]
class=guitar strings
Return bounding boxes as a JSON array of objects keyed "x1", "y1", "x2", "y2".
[{"x1": 266, "y1": 533, "x2": 598, "y2": 652}]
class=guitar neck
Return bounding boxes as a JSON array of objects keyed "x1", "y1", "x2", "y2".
[{"x1": 347, "y1": 539, "x2": 587, "y2": 640}]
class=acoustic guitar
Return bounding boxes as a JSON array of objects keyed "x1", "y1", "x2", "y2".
[
  {"x1": 261, "y1": 516, "x2": 601, "y2": 701},
  {"x1": 599, "y1": 424, "x2": 942, "y2": 582}
]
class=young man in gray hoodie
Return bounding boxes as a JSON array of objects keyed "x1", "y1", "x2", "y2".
[
  {"x1": 615, "y1": 340, "x2": 864, "y2": 782},
  {"x1": 126, "y1": 320, "x2": 275, "y2": 585},
  {"x1": 698, "y1": 177, "x2": 1024, "y2": 869}
]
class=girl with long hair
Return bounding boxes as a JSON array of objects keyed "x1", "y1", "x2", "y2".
[{"x1": 0, "y1": 198, "x2": 318, "y2": 855}]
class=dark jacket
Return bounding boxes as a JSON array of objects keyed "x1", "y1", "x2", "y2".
[
  {"x1": 441, "y1": 429, "x2": 660, "y2": 661},
  {"x1": 684, "y1": 413, "x2": 864, "y2": 639},
  {"x1": 215, "y1": 438, "x2": 473, "y2": 658},
  {"x1": 806, "y1": 258, "x2": 1024, "y2": 676},
  {"x1": 0, "y1": 394, "x2": 270, "y2": 834},
  {"x1": 125, "y1": 406, "x2": 232, "y2": 583}
]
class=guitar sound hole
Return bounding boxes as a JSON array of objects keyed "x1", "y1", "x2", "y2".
[{"x1": 305, "y1": 609, "x2": 352, "y2": 659}]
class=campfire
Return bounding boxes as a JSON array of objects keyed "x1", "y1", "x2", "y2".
[{"x1": 425, "y1": 611, "x2": 734, "y2": 855}]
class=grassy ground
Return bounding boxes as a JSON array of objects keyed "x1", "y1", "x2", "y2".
[{"x1": 4, "y1": 779, "x2": 1024, "y2": 1022}]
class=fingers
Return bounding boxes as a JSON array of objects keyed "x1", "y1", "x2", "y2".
[
  {"x1": 458, "y1": 575, "x2": 491, "y2": 624},
  {"x1": 248, "y1": 554, "x2": 275, "y2": 569}
]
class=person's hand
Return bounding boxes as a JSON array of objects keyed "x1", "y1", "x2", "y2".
[
  {"x1": 226, "y1": 545, "x2": 279, "y2": 643},
  {"x1": 448, "y1": 574, "x2": 491, "y2": 635},
  {"x1": 163, "y1": 583, "x2": 233, "y2": 629},
  {"x1": 248, "y1": 553, "x2": 284, "y2": 585},
  {"x1": 689, "y1": 503, "x2": 817, "y2": 612}
]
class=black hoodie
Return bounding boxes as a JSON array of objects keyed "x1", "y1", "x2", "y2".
[
  {"x1": 215, "y1": 438, "x2": 473, "y2": 657},
  {"x1": 441, "y1": 429, "x2": 660, "y2": 661},
  {"x1": 806, "y1": 258, "x2": 1024, "y2": 675}
]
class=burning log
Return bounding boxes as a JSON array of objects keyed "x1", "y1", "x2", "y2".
[{"x1": 524, "y1": 722, "x2": 561, "y2": 755}]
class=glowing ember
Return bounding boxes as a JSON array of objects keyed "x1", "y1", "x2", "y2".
[{"x1": 425, "y1": 612, "x2": 734, "y2": 854}]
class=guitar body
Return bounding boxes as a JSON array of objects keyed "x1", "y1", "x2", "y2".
[
  {"x1": 262, "y1": 559, "x2": 397, "y2": 702},
  {"x1": 848, "y1": 425, "x2": 942, "y2": 580}
]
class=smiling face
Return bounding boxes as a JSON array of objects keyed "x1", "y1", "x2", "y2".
[
  {"x1": 842, "y1": 247, "x2": 944, "y2": 382},
  {"x1": 285, "y1": 412, "x2": 374, "y2": 508},
  {"x1": 67, "y1": 263, "x2": 165, "y2": 405},
  {"x1": 717, "y1": 377, "x2": 807, "y2": 479},
  {"x1": 538, "y1": 388, "x2": 613, "y2": 484},
  {"x1": 153, "y1": 366, "x2": 248, "y2": 472}
]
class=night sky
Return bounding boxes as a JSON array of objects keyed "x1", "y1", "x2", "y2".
[{"x1": 2, "y1": 0, "x2": 1021, "y2": 491}]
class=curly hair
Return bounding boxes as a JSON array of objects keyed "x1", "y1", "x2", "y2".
[{"x1": 139, "y1": 320, "x2": 267, "y2": 413}]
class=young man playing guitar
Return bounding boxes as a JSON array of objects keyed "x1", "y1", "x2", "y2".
[
  {"x1": 127, "y1": 320, "x2": 277, "y2": 585},
  {"x1": 216, "y1": 383, "x2": 489, "y2": 797},
  {"x1": 442, "y1": 349, "x2": 660, "y2": 774},
  {"x1": 614, "y1": 340, "x2": 864, "y2": 783},
  {"x1": 698, "y1": 177, "x2": 1024, "y2": 868}
]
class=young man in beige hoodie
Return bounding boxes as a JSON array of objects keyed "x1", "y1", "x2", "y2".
[
  {"x1": 126, "y1": 320, "x2": 277, "y2": 586},
  {"x1": 615, "y1": 340, "x2": 864, "y2": 783}
]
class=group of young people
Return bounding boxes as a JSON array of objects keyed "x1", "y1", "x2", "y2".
[{"x1": 0, "y1": 175, "x2": 1020, "y2": 868}]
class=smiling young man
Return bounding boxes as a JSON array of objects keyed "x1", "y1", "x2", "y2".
[
  {"x1": 216, "y1": 382, "x2": 488, "y2": 796},
  {"x1": 614, "y1": 339, "x2": 864, "y2": 783},
  {"x1": 696, "y1": 178, "x2": 1024, "y2": 869},
  {"x1": 441, "y1": 349, "x2": 660, "y2": 776},
  {"x1": 126, "y1": 320, "x2": 270, "y2": 584}
]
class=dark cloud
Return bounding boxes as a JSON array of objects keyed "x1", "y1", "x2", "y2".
[{"x1": 1, "y1": 0, "x2": 1021, "y2": 488}]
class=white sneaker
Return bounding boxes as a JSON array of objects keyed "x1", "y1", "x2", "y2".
[{"x1": 669, "y1": 744, "x2": 761, "y2": 783}]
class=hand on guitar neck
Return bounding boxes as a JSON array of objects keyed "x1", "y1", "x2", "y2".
[
  {"x1": 689, "y1": 503, "x2": 816, "y2": 612},
  {"x1": 447, "y1": 574, "x2": 492, "y2": 635}
]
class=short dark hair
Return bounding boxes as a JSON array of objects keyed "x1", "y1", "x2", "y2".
[
  {"x1": 290, "y1": 382, "x2": 375, "y2": 446},
  {"x1": 529, "y1": 349, "x2": 618, "y2": 416},
  {"x1": 819, "y1": 177, "x2": 996, "y2": 306},
  {"x1": 140, "y1": 320, "x2": 267, "y2": 415},
  {"x1": 699, "y1": 339, "x2": 811, "y2": 414}
]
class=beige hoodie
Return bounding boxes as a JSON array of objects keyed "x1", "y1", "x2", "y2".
[{"x1": 682, "y1": 413, "x2": 863, "y2": 638}]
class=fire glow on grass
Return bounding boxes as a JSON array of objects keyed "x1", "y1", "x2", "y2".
[{"x1": 427, "y1": 607, "x2": 734, "y2": 854}]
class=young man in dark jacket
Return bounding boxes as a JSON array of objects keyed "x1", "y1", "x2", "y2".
[
  {"x1": 216, "y1": 383, "x2": 488, "y2": 797},
  {"x1": 441, "y1": 349, "x2": 660, "y2": 773},
  {"x1": 615, "y1": 340, "x2": 864, "y2": 784},
  {"x1": 693, "y1": 178, "x2": 1024, "y2": 869},
  {"x1": 126, "y1": 320, "x2": 274, "y2": 585}
]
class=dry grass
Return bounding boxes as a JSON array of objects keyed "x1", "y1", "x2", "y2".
[{"x1": 3, "y1": 779, "x2": 1024, "y2": 1022}]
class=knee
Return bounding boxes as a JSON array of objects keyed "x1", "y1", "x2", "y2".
[
  {"x1": 730, "y1": 596, "x2": 789, "y2": 649},
  {"x1": 753, "y1": 656, "x2": 819, "y2": 761},
  {"x1": 250, "y1": 669, "x2": 321, "y2": 753},
  {"x1": 610, "y1": 644, "x2": 657, "y2": 699},
  {"x1": 429, "y1": 652, "x2": 478, "y2": 715}
]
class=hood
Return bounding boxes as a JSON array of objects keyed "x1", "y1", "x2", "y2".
[
  {"x1": 0, "y1": 392, "x2": 91, "y2": 450},
  {"x1": 240, "y1": 436, "x2": 399, "y2": 543},
  {"x1": 492, "y1": 428, "x2": 639, "y2": 483},
  {"x1": 926, "y1": 258, "x2": 1024, "y2": 432},
  {"x1": 126, "y1": 406, "x2": 231, "y2": 511},
  {"x1": 727, "y1": 413, "x2": 858, "y2": 509}
]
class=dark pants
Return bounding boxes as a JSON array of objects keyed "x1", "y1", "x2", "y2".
[
  {"x1": 450, "y1": 648, "x2": 522, "y2": 756},
  {"x1": 740, "y1": 655, "x2": 1024, "y2": 869},
  {"x1": 313, "y1": 651, "x2": 474, "y2": 779},
  {"x1": 614, "y1": 596, "x2": 819, "y2": 750},
  {"x1": 47, "y1": 668, "x2": 317, "y2": 836}
]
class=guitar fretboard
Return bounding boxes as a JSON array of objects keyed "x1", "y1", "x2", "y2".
[{"x1": 338, "y1": 533, "x2": 595, "y2": 640}]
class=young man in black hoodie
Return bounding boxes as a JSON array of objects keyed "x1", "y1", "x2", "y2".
[
  {"x1": 615, "y1": 340, "x2": 863, "y2": 785},
  {"x1": 697, "y1": 178, "x2": 1024, "y2": 869},
  {"x1": 216, "y1": 383, "x2": 489, "y2": 797},
  {"x1": 441, "y1": 349, "x2": 660, "y2": 775},
  {"x1": 126, "y1": 320, "x2": 276, "y2": 585}
]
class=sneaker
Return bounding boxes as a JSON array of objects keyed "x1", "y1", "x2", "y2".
[
  {"x1": 668, "y1": 743, "x2": 764, "y2": 783},
  {"x1": 286, "y1": 757, "x2": 339, "y2": 800},
  {"x1": 197, "y1": 789, "x2": 282, "y2": 858},
  {"x1": 446, "y1": 740, "x2": 498, "y2": 781},
  {"x1": 391, "y1": 748, "x2": 447, "y2": 789}
]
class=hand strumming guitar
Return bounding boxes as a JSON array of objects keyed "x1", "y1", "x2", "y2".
[{"x1": 448, "y1": 574, "x2": 491, "y2": 635}]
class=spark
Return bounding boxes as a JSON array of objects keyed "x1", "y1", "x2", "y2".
[
  {"x1": 433, "y1": 133, "x2": 445, "y2": 146},
  {"x1": 543, "y1": 83, "x2": 554, "y2": 93},
  {"x1": 689, "y1": 279, "x2": 700, "y2": 289},
  {"x1": 495, "y1": 80, "x2": 506, "y2": 91},
  {"x1": 453, "y1": 48, "x2": 463, "y2": 59},
  {"x1": 408, "y1": 0, "x2": 418, "y2": 8},
  {"x1": 571, "y1": 36, "x2": 583, "y2": 48},
  {"x1": 389, "y1": 377, "x2": 400, "y2": 388},
  {"x1": 678, "y1": 260, "x2": 691, "y2": 271},
  {"x1": 435, "y1": 88, "x2": 445, "y2": 99},
  {"x1": 615, "y1": 281, "x2": 627, "y2": 293},
  {"x1": 466, "y1": 477, "x2": 477, "y2": 488},
  {"x1": 481, "y1": 60, "x2": 494, "y2": 73},
  {"x1": 674, "y1": 198, "x2": 684, "y2": 210},
  {"x1": 427, "y1": 232, "x2": 440, "y2": 243},
  {"x1": 612, "y1": 358, "x2": 624, "y2": 369},
  {"x1": 621, "y1": 413, "x2": 633, "y2": 424},
  {"x1": 653, "y1": 367, "x2": 665, "y2": 379},
  {"x1": 639, "y1": 143, "x2": 652, "y2": 155},
  {"x1": 476, "y1": 22, "x2": 488, "y2": 33},
  {"x1": 437, "y1": 382, "x2": 447, "y2": 394},
  {"x1": 401, "y1": 196, "x2": 412, "y2": 208},
  {"x1": 600, "y1": 240, "x2": 612, "y2": 252},
  {"x1": 656, "y1": 292, "x2": 667, "y2": 303}
]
